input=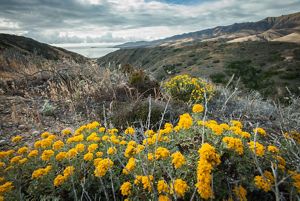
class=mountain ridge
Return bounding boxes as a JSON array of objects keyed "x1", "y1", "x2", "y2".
[{"x1": 115, "y1": 11, "x2": 300, "y2": 48}]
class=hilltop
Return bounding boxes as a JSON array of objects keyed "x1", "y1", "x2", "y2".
[{"x1": 0, "y1": 33, "x2": 88, "y2": 80}]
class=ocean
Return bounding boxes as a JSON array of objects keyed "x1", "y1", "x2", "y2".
[{"x1": 52, "y1": 43, "x2": 120, "y2": 58}]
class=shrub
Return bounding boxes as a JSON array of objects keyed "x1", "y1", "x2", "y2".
[
  {"x1": 210, "y1": 72, "x2": 227, "y2": 84},
  {"x1": 162, "y1": 74, "x2": 214, "y2": 103},
  {"x1": 129, "y1": 69, "x2": 159, "y2": 97},
  {"x1": 1, "y1": 105, "x2": 299, "y2": 200}
]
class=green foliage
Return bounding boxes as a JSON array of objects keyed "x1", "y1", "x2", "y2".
[
  {"x1": 225, "y1": 60, "x2": 274, "y2": 91},
  {"x1": 210, "y1": 72, "x2": 227, "y2": 84},
  {"x1": 41, "y1": 100, "x2": 56, "y2": 116}
]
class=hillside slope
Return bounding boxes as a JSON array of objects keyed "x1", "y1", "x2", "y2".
[
  {"x1": 98, "y1": 40, "x2": 300, "y2": 99},
  {"x1": 0, "y1": 34, "x2": 88, "y2": 80}
]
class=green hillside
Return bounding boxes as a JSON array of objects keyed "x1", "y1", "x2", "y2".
[{"x1": 98, "y1": 41, "x2": 300, "y2": 99}]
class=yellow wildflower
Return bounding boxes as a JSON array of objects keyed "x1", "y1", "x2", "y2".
[
  {"x1": 41, "y1": 150, "x2": 54, "y2": 161},
  {"x1": 267, "y1": 145, "x2": 279, "y2": 153},
  {"x1": 233, "y1": 185, "x2": 247, "y2": 201},
  {"x1": 88, "y1": 143, "x2": 98, "y2": 152},
  {"x1": 253, "y1": 128, "x2": 267, "y2": 136},
  {"x1": 52, "y1": 140, "x2": 64, "y2": 150},
  {"x1": 157, "y1": 180, "x2": 169, "y2": 194},
  {"x1": 177, "y1": 113, "x2": 193, "y2": 129},
  {"x1": 248, "y1": 141, "x2": 265, "y2": 157},
  {"x1": 222, "y1": 137, "x2": 244, "y2": 155},
  {"x1": 94, "y1": 158, "x2": 114, "y2": 177},
  {"x1": 17, "y1": 146, "x2": 28, "y2": 154},
  {"x1": 107, "y1": 147, "x2": 117, "y2": 155},
  {"x1": 28, "y1": 150, "x2": 39, "y2": 158},
  {"x1": 75, "y1": 143, "x2": 85, "y2": 153},
  {"x1": 120, "y1": 181, "x2": 131, "y2": 196},
  {"x1": 172, "y1": 179, "x2": 189, "y2": 198},
  {"x1": 56, "y1": 152, "x2": 67, "y2": 161},
  {"x1": 125, "y1": 127, "x2": 135, "y2": 135},
  {"x1": 192, "y1": 104, "x2": 204, "y2": 113},
  {"x1": 0, "y1": 181, "x2": 14, "y2": 194},
  {"x1": 84, "y1": 152, "x2": 94, "y2": 161},
  {"x1": 155, "y1": 147, "x2": 170, "y2": 160},
  {"x1": 171, "y1": 151, "x2": 186, "y2": 169},
  {"x1": 11, "y1": 135, "x2": 22, "y2": 143},
  {"x1": 123, "y1": 157, "x2": 135, "y2": 175}
]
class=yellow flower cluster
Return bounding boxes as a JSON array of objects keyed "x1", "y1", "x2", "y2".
[
  {"x1": 253, "y1": 127, "x2": 267, "y2": 136},
  {"x1": 248, "y1": 141, "x2": 265, "y2": 157},
  {"x1": 143, "y1": 126, "x2": 171, "y2": 145},
  {"x1": 41, "y1": 150, "x2": 54, "y2": 161},
  {"x1": 177, "y1": 113, "x2": 193, "y2": 130},
  {"x1": 107, "y1": 147, "x2": 117, "y2": 155},
  {"x1": 61, "y1": 128, "x2": 72, "y2": 135},
  {"x1": 52, "y1": 140, "x2": 64, "y2": 150},
  {"x1": 134, "y1": 175, "x2": 154, "y2": 192},
  {"x1": 157, "y1": 180, "x2": 169, "y2": 194},
  {"x1": 124, "y1": 141, "x2": 144, "y2": 157},
  {"x1": 284, "y1": 130, "x2": 300, "y2": 143},
  {"x1": 163, "y1": 74, "x2": 214, "y2": 102},
  {"x1": 123, "y1": 157, "x2": 136, "y2": 175},
  {"x1": 254, "y1": 171, "x2": 274, "y2": 192},
  {"x1": 83, "y1": 152, "x2": 93, "y2": 161},
  {"x1": 192, "y1": 104, "x2": 204, "y2": 113},
  {"x1": 198, "y1": 120, "x2": 230, "y2": 136},
  {"x1": 53, "y1": 166, "x2": 75, "y2": 187},
  {"x1": 171, "y1": 179, "x2": 189, "y2": 198},
  {"x1": 11, "y1": 135, "x2": 22, "y2": 143},
  {"x1": 155, "y1": 147, "x2": 170, "y2": 160},
  {"x1": 222, "y1": 137, "x2": 244, "y2": 155},
  {"x1": 17, "y1": 146, "x2": 28, "y2": 154},
  {"x1": 289, "y1": 171, "x2": 300, "y2": 193},
  {"x1": 196, "y1": 143, "x2": 221, "y2": 199},
  {"x1": 233, "y1": 185, "x2": 247, "y2": 201},
  {"x1": 267, "y1": 145, "x2": 279, "y2": 153},
  {"x1": 125, "y1": 127, "x2": 135, "y2": 135},
  {"x1": 171, "y1": 151, "x2": 186, "y2": 169},
  {"x1": 86, "y1": 132, "x2": 100, "y2": 142},
  {"x1": 32, "y1": 165, "x2": 52, "y2": 179},
  {"x1": 120, "y1": 181, "x2": 132, "y2": 196},
  {"x1": 94, "y1": 158, "x2": 114, "y2": 177},
  {"x1": 1, "y1": 106, "x2": 299, "y2": 200},
  {"x1": 66, "y1": 134, "x2": 84, "y2": 144},
  {"x1": 28, "y1": 150, "x2": 39, "y2": 158},
  {"x1": 0, "y1": 181, "x2": 13, "y2": 195},
  {"x1": 158, "y1": 195, "x2": 171, "y2": 201}
]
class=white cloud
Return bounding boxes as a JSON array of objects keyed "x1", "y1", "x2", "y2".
[{"x1": 1, "y1": 0, "x2": 300, "y2": 43}]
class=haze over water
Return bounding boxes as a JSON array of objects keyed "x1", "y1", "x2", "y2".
[{"x1": 52, "y1": 43, "x2": 120, "y2": 58}]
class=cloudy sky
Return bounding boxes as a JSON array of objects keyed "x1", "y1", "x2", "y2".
[{"x1": 0, "y1": 0, "x2": 300, "y2": 44}]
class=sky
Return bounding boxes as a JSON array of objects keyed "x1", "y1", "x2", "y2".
[{"x1": 0, "y1": 0, "x2": 300, "y2": 44}]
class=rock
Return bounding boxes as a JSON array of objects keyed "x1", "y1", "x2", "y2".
[
  {"x1": 32, "y1": 130, "x2": 40, "y2": 136},
  {"x1": 18, "y1": 124, "x2": 26, "y2": 130}
]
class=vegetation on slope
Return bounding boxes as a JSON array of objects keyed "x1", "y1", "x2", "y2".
[{"x1": 98, "y1": 41, "x2": 300, "y2": 99}]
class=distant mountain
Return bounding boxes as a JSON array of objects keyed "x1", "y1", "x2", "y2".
[
  {"x1": 0, "y1": 34, "x2": 88, "y2": 80},
  {"x1": 116, "y1": 12, "x2": 300, "y2": 48}
]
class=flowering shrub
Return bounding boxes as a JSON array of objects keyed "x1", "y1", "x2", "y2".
[
  {"x1": 162, "y1": 74, "x2": 214, "y2": 103},
  {"x1": 0, "y1": 104, "x2": 299, "y2": 200}
]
